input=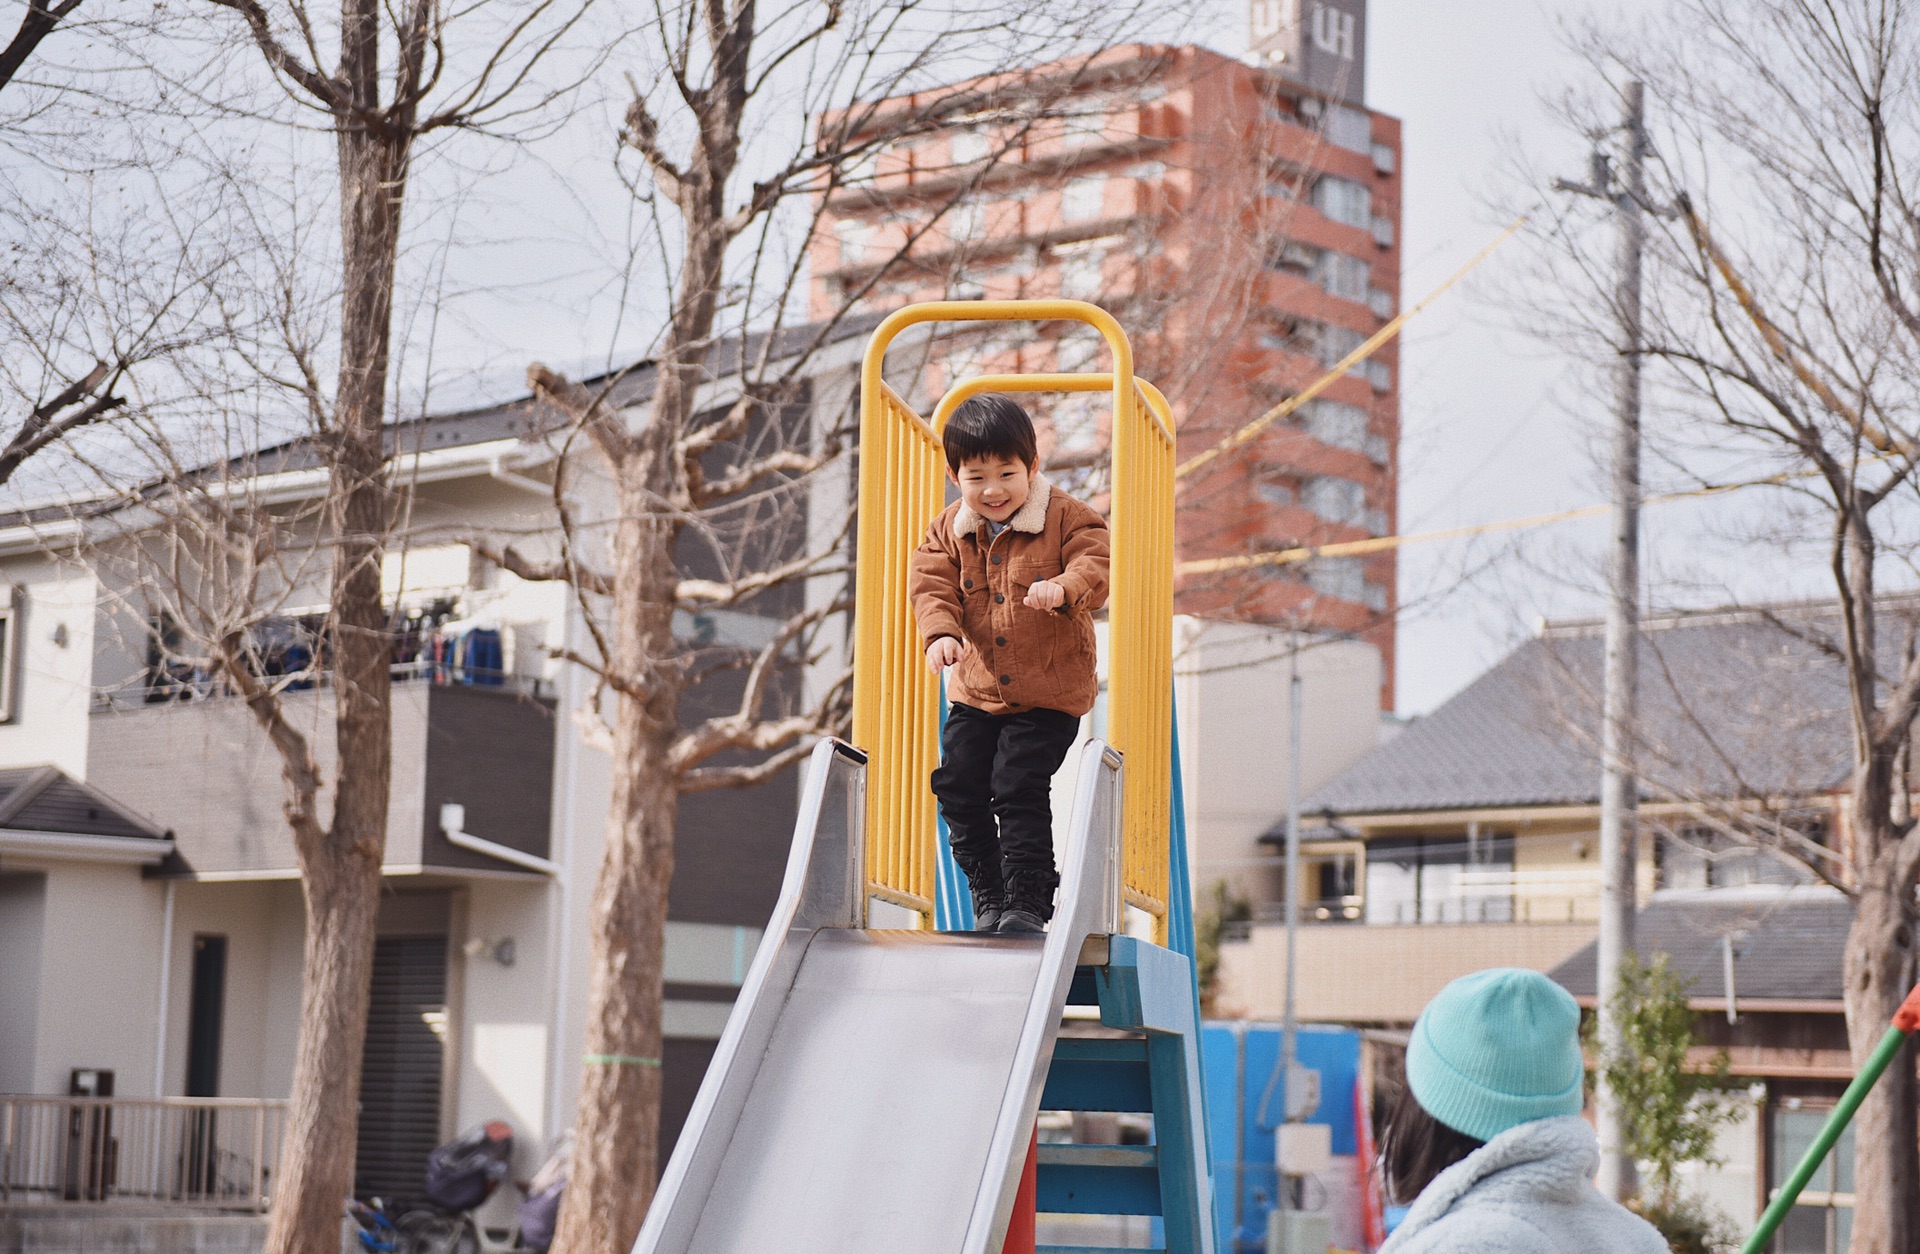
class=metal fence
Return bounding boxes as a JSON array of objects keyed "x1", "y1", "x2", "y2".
[{"x1": 0, "y1": 1096, "x2": 286, "y2": 1211}]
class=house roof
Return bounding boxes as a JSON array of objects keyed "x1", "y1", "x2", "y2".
[
  {"x1": 0, "y1": 313, "x2": 885, "y2": 532},
  {"x1": 0, "y1": 766, "x2": 165, "y2": 840},
  {"x1": 1549, "y1": 887, "x2": 1850, "y2": 1005},
  {"x1": 1306, "y1": 604, "x2": 1875, "y2": 817}
]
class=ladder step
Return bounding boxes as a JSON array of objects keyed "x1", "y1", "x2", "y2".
[
  {"x1": 1035, "y1": 1144, "x2": 1161, "y2": 1216},
  {"x1": 1042, "y1": 1038, "x2": 1153, "y2": 1113}
]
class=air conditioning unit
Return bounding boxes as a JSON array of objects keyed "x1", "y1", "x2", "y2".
[
  {"x1": 1267, "y1": 1208, "x2": 1331, "y2": 1254},
  {"x1": 1276, "y1": 1121, "x2": 1333, "y2": 1176}
]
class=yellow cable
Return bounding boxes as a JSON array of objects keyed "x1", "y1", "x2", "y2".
[
  {"x1": 1176, "y1": 468, "x2": 1804, "y2": 575},
  {"x1": 1174, "y1": 215, "x2": 1530, "y2": 481}
]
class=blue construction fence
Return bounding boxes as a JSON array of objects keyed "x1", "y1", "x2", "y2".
[{"x1": 1201, "y1": 1021, "x2": 1373, "y2": 1254}]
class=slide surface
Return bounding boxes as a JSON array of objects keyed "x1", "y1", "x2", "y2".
[{"x1": 633, "y1": 739, "x2": 1124, "y2": 1254}]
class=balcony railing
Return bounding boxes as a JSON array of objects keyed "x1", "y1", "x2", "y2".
[
  {"x1": 93, "y1": 659, "x2": 553, "y2": 714},
  {"x1": 0, "y1": 1096, "x2": 286, "y2": 1212}
]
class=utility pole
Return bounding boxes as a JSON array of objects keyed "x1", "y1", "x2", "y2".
[
  {"x1": 1279, "y1": 629, "x2": 1303, "y2": 1207},
  {"x1": 1555, "y1": 78, "x2": 1646, "y2": 1202}
]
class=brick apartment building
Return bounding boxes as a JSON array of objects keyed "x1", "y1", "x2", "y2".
[{"x1": 809, "y1": 1, "x2": 1402, "y2": 704}]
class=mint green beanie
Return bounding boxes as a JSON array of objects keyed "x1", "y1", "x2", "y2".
[{"x1": 1405, "y1": 968, "x2": 1585, "y2": 1142}]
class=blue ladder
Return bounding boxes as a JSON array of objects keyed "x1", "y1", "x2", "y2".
[{"x1": 1034, "y1": 935, "x2": 1215, "y2": 1254}]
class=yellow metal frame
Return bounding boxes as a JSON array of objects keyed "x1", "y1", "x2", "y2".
[{"x1": 852, "y1": 300, "x2": 1176, "y2": 938}]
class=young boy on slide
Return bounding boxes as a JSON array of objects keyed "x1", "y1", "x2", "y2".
[{"x1": 910, "y1": 394, "x2": 1111, "y2": 934}]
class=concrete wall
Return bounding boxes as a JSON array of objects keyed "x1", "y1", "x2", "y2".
[
  {"x1": 1213, "y1": 920, "x2": 1597, "y2": 1024},
  {"x1": 1174, "y1": 619, "x2": 1382, "y2": 906},
  {"x1": 0, "y1": 1210, "x2": 269, "y2": 1254},
  {"x1": 0, "y1": 871, "x2": 47, "y2": 1091}
]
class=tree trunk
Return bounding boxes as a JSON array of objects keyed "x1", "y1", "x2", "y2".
[
  {"x1": 262, "y1": 15, "x2": 406, "y2": 1244},
  {"x1": 1842, "y1": 850, "x2": 1920, "y2": 1254},
  {"x1": 552, "y1": 472, "x2": 683, "y2": 1254},
  {"x1": 263, "y1": 852, "x2": 384, "y2": 1253}
]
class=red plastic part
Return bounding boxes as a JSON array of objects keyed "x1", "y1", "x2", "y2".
[
  {"x1": 1004, "y1": 1128, "x2": 1038, "y2": 1254},
  {"x1": 1894, "y1": 983, "x2": 1920, "y2": 1034}
]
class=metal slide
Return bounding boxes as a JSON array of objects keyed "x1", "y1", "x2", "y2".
[{"x1": 633, "y1": 737, "x2": 1126, "y2": 1254}]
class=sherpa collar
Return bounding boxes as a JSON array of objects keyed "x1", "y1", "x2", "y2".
[{"x1": 952, "y1": 472, "x2": 1051, "y2": 540}]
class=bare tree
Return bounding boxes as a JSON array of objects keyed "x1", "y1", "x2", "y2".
[
  {"x1": 0, "y1": 0, "x2": 81, "y2": 95},
  {"x1": 1527, "y1": 4, "x2": 1920, "y2": 1247},
  {"x1": 34, "y1": 3, "x2": 610, "y2": 1250},
  {"x1": 465, "y1": 5, "x2": 1199, "y2": 1250}
]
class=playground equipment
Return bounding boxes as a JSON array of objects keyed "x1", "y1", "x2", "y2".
[
  {"x1": 631, "y1": 301, "x2": 1216, "y2": 1254},
  {"x1": 1739, "y1": 981, "x2": 1920, "y2": 1254}
]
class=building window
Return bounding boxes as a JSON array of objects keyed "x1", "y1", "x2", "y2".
[
  {"x1": 1310, "y1": 321, "x2": 1367, "y2": 370},
  {"x1": 946, "y1": 197, "x2": 985, "y2": 243},
  {"x1": 0, "y1": 587, "x2": 18, "y2": 723},
  {"x1": 842, "y1": 145, "x2": 881, "y2": 185},
  {"x1": 1305, "y1": 399, "x2": 1369, "y2": 452},
  {"x1": 1303, "y1": 476, "x2": 1366, "y2": 526},
  {"x1": 1062, "y1": 107, "x2": 1107, "y2": 148},
  {"x1": 1307, "y1": 555, "x2": 1367, "y2": 603},
  {"x1": 1313, "y1": 175, "x2": 1373, "y2": 228},
  {"x1": 1364, "y1": 835, "x2": 1515, "y2": 924},
  {"x1": 1269, "y1": 240, "x2": 1320, "y2": 276},
  {"x1": 1255, "y1": 479, "x2": 1294, "y2": 506},
  {"x1": 1656, "y1": 827, "x2": 1817, "y2": 891},
  {"x1": 1316, "y1": 251, "x2": 1371, "y2": 302},
  {"x1": 1058, "y1": 246, "x2": 1106, "y2": 299},
  {"x1": 1049, "y1": 395, "x2": 1102, "y2": 457},
  {"x1": 834, "y1": 219, "x2": 874, "y2": 268},
  {"x1": 1061, "y1": 175, "x2": 1108, "y2": 223},
  {"x1": 949, "y1": 128, "x2": 989, "y2": 166},
  {"x1": 1769, "y1": 1103, "x2": 1854, "y2": 1253},
  {"x1": 1324, "y1": 104, "x2": 1373, "y2": 153}
]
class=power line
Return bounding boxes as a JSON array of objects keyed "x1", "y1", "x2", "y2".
[
  {"x1": 1174, "y1": 466, "x2": 1810, "y2": 576},
  {"x1": 1173, "y1": 215, "x2": 1530, "y2": 481}
]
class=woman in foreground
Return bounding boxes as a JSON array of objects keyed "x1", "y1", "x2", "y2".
[{"x1": 1377, "y1": 968, "x2": 1668, "y2": 1254}]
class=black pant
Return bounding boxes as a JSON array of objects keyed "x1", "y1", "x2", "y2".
[{"x1": 931, "y1": 702, "x2": 1080, "y2": 918}]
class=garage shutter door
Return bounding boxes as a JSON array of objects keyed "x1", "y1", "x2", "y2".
[{"x1": 354, "y1": 935, "x2": 448, "y2": 1203}]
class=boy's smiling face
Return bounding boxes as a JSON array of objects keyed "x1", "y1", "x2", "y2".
[{"x1": 953, "y1": 454, "x2": 1033, "y2": 524}]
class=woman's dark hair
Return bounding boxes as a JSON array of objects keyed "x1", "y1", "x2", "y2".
[
  {"x1": 944, "y1": 393, "x2": 1037, "y2": 472},
  {"x1": 1379, "y1": 1083, "x2": 1484, "y2": 1205}
]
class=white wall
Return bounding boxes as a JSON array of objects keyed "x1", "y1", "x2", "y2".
[
  {"x1": 0, "y1": 871, "x2": 47, "y2": 1092},
  {"x1": 0, "y1": 564, "x2": 98, "y2": 779},
  {"x1": 154, "y1": 880, "x2": 303, "y2": 1099},
  {"x1": 1679, "y1": 1091, "x2": 1762, "y2": 1235},
  {"x1": 1173, "y1": 618, "x2": 1382, "y2": 906},
  {"x1": 23, "y1": 859, "x2": 164, "y2": 1095}
]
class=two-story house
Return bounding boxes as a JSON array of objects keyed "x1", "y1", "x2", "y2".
[
  {"x1": 0, "y1": 322, "x2": 871, "y2": 1222},
  {"x1": 1213, "y1": 602, "x2": 1870, "y2": 1245}
]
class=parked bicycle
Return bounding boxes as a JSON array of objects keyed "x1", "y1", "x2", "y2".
[
  {"x1": 395, "y1": 1121, "x2": 567, "y2": 1254},
  {"x1": 346, "y1": 1197, "x2": 404, "y2": 1253}
]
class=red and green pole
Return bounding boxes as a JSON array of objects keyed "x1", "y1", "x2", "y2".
[{"x1": 1739, "y1": 982, "x2": 1920, "y2": 1254}]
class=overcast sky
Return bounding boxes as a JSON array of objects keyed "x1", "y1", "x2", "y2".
[{"x1": 409, "y1": 0, "x2": 1801, "y2": 720}]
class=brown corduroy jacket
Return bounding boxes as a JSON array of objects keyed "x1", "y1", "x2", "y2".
[{"x1": 909, "y1": 474, "x2": 1110, "y2": 717}]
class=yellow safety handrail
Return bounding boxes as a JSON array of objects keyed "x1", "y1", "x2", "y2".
[{"x1": 853, "y1": 301, "x2": 1175, "y2": 937}]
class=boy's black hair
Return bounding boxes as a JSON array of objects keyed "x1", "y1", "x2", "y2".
[
  {"x1": 1379, "y1": 1083, "x2": 1484, "y2": 1205},
  {"x1": 944, "y1": 393, "x2": 1037, "y2": 472}
]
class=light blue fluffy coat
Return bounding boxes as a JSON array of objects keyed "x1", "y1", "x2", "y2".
[{"x1": 1379, "y1": 1116, "x2": 1669, "y2": 1254}]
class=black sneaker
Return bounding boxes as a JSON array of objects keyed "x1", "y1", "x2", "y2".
[
  {"x1": 996, "y1": 907, "x2": 1046, "y2": 935},
  {"x1": 969, "y1": 886, "x2": 1007, "y2": 933}
]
